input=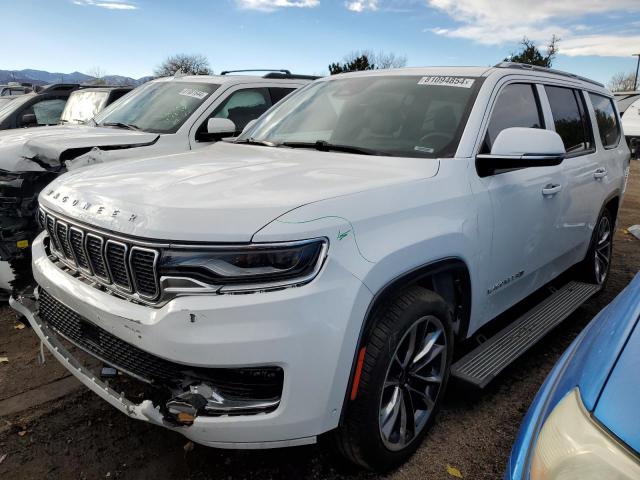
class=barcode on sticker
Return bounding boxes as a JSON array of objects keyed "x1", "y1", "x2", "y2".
[
  {"x1": 418, "y1": 76, "x2": 475, "y2": 88},
  {"x1": 178, "y1": 88, "x2": 208, "y2": 99}
]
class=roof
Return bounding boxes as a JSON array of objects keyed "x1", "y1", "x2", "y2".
[
  {"x1": 321, "y1": 63, "x2": 610, "y2": 93},
  {"x1": 151, "y1": 74, "x2": 312, "y2": 85}
]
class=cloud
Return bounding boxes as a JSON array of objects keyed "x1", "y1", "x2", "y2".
[
  {"x1": 345, "y1": 0, "x2": 378, "y2": 12},
  {"x1": 235, "y1": 0, "x2": 319, "y2": 11},
  {"x1": 426, "y1": 0, "x2": 640, "y2": 57},
  {"x1": 73, "y1": 0, "x2": 138, "y2": 10}
]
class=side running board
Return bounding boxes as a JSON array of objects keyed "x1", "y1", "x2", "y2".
[{"x1": 451, "y1": 281, "x2": 600, "y2": 388}]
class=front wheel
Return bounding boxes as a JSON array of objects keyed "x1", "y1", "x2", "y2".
[
  {"x1": 335, "y1": 286, "x2": 453, "y2": 471},
  {"x1": 578, "y1": 208, "x2": 613, "y2": 286}
]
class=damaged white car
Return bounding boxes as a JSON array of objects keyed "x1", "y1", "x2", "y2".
[
  {"x1": 12, "y1": 64, "x2": 629, "y2": 470},
  {"x1": 0, "y1": 71, "x2": 313, "y2": 295}
]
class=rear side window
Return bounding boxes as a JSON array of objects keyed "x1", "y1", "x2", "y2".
[
  {"x1": 589, "y1": 93, "x2": 620, "y2": 148},
  {"x1": 269, "y1": 87, "x2": 296, "y2": 105},
  {"x1": 545, "y1": 86, "x2": 594, "y2": 155},
  {"x1": 484, "y1": 83, "x2": 543, "y2": 152}
]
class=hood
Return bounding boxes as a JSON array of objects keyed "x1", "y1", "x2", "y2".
[
  {"x1": 0, "y1": 125, "x2": 159, "y2": 172},
  {"x1": 593, "y1": 278, "x2": 640, "y2": 453},
  {"x1": 40, "y1": 141, "x2": 439, "y2": 242}
]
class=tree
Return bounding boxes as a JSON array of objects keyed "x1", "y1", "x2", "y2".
[
  {"x1": 87, "y1": 67, "x2": 107, "y2": 85},
  {"x1": 505, "y1": 36, "x2": 559, "y2": 68},
  {"x1": 328, "y1": 50, "x2": 407, "y2": 75},
  {"x1": 608, "y1": 71, "x2": 637, "y2": 92},
  {"x1": 154, "y1": 54, "x2": 212, "y2": 77}
]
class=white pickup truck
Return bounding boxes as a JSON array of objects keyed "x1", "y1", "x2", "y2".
[
  {"x1": 0, "y1": 71, "x2": 312, "y2": 294},
  {"x1": 13, "y1": 63, "x2": 630, "y2": 471}
]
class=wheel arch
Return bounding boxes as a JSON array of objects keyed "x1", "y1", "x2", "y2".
[{"x1": 339, "y1": 257, "x2": 472, "y2": 425}]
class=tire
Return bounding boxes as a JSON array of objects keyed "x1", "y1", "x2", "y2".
[
  {"x1": 335, "y1": 286, "x2": 453, "y2": 471},
  {"x1": 577, "y1": 208, "x2": 614, "y2": 286}
]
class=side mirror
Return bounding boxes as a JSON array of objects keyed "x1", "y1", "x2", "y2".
[
  {"x1": 476, "y1": 127, "x2": 565, "y2": 177},
  {"x1": 20, "y1": 113, "x2": 37, "y2": 126},
  {"x1": 240, "y1": 119, "x2": 257, "y2": 136},
  {"x1": 207, "y1": 118, "x2": 236, "y2": 137}
]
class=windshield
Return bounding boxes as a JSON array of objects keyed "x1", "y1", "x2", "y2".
[
  {"x1": 94, "y1": 81, "x2": 219, "y2": 134},
  {"x1": 60, "y1": 90, "x2": 110, "y2": 125},
  {"x1": 241, "y1": 75, "x2": 481, "y2": 158}
]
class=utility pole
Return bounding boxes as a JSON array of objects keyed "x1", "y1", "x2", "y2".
[{"x1": 634, "y1": 53, "x2": 640, "y2": 91}]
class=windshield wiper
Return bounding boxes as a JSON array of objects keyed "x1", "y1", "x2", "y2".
[
  {"x1": 101, "y1": 121, "x2": 142, "y2": 131},
  {"x1": 280, "y1": 140, "x2": 382, "y2": 156},
  {"x1": 234, "y1": 138, "x2": 278, "y2": 147}
]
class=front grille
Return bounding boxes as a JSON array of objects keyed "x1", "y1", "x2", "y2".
[
  {"x1": 105, "y1": 241, "x2": 131, "y2": 291},
  {"x1": 38, "y1": 289, "x2": 284, "y2": 400},
  {"x1": 40, "y1": 208, "x2": 159, "y2": 301},
  {"x1": 69, "y1": 228, "x2": 90, "y2": 270}
]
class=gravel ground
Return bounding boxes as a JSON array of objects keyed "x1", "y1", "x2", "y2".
[{"x1": 1, "y1": 162, "x2": 639, "y2": 480}]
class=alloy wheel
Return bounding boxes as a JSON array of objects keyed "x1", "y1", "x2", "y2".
[
  {"x1": 378, "y1": 315, "x2": 447, "y2": 451},
  {"x1": 594, "y1": 215, "x2": 612, "y2": 285}
]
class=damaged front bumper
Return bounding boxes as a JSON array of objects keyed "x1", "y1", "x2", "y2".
[{"x1": 10, "y1": 294, "x2": 316, "y2": 449}]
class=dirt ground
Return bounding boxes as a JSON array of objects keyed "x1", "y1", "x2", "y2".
[{"x1": 1, "y1": 162, "x2": 639, "y2": 480}]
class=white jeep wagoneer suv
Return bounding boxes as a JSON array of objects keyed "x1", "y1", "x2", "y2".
[{"x1": 13, "y1": 63, "x2": 630, "y2": 471}]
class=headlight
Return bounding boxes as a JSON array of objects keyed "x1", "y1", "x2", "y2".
[
  {"x1": 530, "y1": 388, "x2": 640, "y2": 479},
  {"x1": 159, "y1": 238, "x2": 328, "y2": 293}
]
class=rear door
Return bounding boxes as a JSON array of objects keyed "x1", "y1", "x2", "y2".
[{"x1": 542, "y1": 86, "x2": 606, "y2": 265}]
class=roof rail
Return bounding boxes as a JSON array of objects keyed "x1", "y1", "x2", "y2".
[
  {"x1": 220, "y1": 69, "x2": 320, "y2": 80},
  {"x1": 220, "y1": 69, "x2": 291, "y2": 76},
  {"x1": 494, "y1": 62, "x2": 605, "y2": 88}
]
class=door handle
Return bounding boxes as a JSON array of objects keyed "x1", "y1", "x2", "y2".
[
  {"x1": 542, "y1": 183, "x2": 562, "y2": 196},
  {"x1": 594, "y1": 168, "x2": 608, "y2": 179}
]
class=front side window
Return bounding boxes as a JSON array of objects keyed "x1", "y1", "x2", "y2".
[
  {"x1": 213, "y1": 88, "x2": 270, "y2": 131},
  {"x1": 242, "y1": 75, "x2": 481, "y2": 158},
  {"x1": 545, "y1": 86, "x2": 594, "y2": 155},
  {"x1": 589, "y1": 93, "x2": 620, "y2": 148},
  {"x1": 59, "y1": 90, "x2": 110, "y2": 125},
  {"x1": 31, "y1": 98, "x2": 67, "y2": 125},
  {"x1": 94, "y1": 81, "x2": 219, "y2": 134},
  {"x1": 483, "y1": 83, "x2": 543, "y2": 152}
]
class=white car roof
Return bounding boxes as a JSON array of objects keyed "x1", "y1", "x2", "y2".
[
  {"x1": 321, "y1": 63, "x2": 611, "y2": 95},
  {"x1": 151, "y1": 75, "x2": 310, "y2": 85}
]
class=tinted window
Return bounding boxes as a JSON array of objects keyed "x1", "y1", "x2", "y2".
[
  {"x1": 484, "y1": 83, "x2": 543, "y2": 151},
  {"x1": 545, "y1": 86, "x2": 593, "y2": 154},
  {"x1": 243, "y1": 76, "x2": 481, "y2": 158},
  {"x1": 212, "y1": 88, "x2": 270, "y2": 131},
  {"x1": 589, "y1": 93, "x2": 620, "y2": 148},
  {"x1": 269, "y1": 87, "x2": 295, "y2": 105},
  {"x1": 32, "y1": 98, "x2": 67, "y2": 125}
]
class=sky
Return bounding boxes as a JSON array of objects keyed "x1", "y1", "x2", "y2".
[{"x1": 2, "y1": 0, "x2": 640, "y2": 85}]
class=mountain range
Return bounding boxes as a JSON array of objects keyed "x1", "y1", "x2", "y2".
[{"x1": 0, "y1": 69, "x2": 152, "y2": 86}]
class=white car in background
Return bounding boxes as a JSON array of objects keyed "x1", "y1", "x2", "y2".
[
  {"x1": 615, "y1": 91, "x2": 640, "y2": 157},
  {"x1": 0, "y1": 70, "x2": 313, "y2": 295},
  {"x1": 13, "y1": 63, "x2": 629, "y2": 471}
]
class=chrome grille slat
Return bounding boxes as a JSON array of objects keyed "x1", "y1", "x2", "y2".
[{"x1": 41, "y1": 209, "x2": 160, "y2": 302}]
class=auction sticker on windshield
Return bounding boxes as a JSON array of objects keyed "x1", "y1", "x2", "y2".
[
  {"x1": 418, "y1": 76, "x2": 475, "y2": 88},
  {"x1": 178, "y1": 88, "x2": 209, "y2": 100}
]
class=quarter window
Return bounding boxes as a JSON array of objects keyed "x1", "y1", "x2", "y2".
[
  {"x1": 545, "y1": 86, "x2": 594, "y2": 155},
  {"x1": 589, "y1": 93, "x2": 620, "y2": 148},
  {"x1": 483, "y1": 83, "x2": 543, "y2": 152}
]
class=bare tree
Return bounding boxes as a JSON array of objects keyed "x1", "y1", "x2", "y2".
[
  {"x1": 87, "y1": 66, "x2": 107, "y2": 85},
  {"x1": 608, "y1": 71, "x2": 637, "y2": 92},
  {"x1": 328, "y1": 49, "x2": 407, "y2": 75},
  {"x1": 154, "y1": 54, "x2": 212, "y2": 78},
  {"x1": 505, "y1": 36, "x2": 559, "y2": 67}
]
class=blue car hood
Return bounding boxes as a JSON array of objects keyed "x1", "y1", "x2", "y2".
[{"x1": 594, "y1": 310, "x2": 640, "y2": 453}]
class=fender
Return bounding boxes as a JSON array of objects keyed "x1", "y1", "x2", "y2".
[{"x1": 339, "y1": 257, "x2": 472, "y2": 424}]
